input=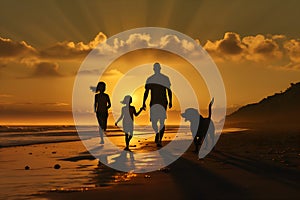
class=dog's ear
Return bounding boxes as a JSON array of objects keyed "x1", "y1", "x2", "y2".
[{"x1": 181, "y1": 112, "x2": 189, "y2": 122}]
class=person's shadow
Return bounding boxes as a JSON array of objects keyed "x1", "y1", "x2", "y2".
[{"x1": 110, "y1": 150, "x2": 135, "y2": 172}]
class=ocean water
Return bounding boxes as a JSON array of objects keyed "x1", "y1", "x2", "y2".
[
  {"x1": 0, "y1": 125, "x2": 180, "y2": 148},
  {"x1": 0, "y1": 124, "x2": 239, "y2": 148},
  {"x1": 0, "y1": 125, "x2": 81, "y2": 148}
]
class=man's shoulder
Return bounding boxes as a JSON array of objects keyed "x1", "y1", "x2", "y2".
[
  {"x1": 161, "y1": 73, "x2": 170, "y2": 81},
  {"x1": 146, "y1": 74, "x2": 155, "y2": 81},
  {"x1": 147, "y1": 73, "x2": 170, "y2": 82}
]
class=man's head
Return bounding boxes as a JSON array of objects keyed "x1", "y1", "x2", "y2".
[{"x1": 153, "y1": 62, "x2": 161, "y2": 74}]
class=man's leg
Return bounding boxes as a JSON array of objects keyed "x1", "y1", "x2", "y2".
[
  {"x1": 151, "y1": 118, "x2": 159, "y2": 143},
  {"x1": 158, "y1": 119, "x2": 165, "y2": 143},
  {"x1": 155, "y1": 133, "x2": 159, "y2": 143}
]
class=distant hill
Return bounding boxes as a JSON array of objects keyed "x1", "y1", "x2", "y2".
[{"x1": 227, "y1": 82, "x2": 300, "y2": 125}]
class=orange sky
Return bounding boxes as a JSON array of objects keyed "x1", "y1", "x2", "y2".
[{"x1": 0, "y1": 0, "x2": 300, "y2": 125}]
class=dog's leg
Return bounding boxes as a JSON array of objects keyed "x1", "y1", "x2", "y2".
[
  {"x1": 204, "y1": 135, "x2": 209, "y2": 149},
  {"x1": 209, "y1": 123, "x2": 215, "y2": 150},
  {"x1": 193, "y1": 137, "x2": 199, "y2": 153},
  {"x1": 211, "y1": 132, "x2": 215, "y2": 147}
]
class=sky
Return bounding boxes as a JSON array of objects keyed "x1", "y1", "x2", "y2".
[{"x1": 0, "y1": 0, "x2": 300, "y2": 125}]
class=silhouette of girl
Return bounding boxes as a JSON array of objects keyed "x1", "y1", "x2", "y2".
[
  {"x1": 115, "y1": 95, "x2": 143, "y2": 150},
  {"x1": 94, "y1": 82, "x2": 111, "y2": 144}
]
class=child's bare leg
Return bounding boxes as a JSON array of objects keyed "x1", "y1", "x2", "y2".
[
  {"x1": 99, "y1": 127, "x2": 104, "y2": 144},
  {"x1": 128, "y1": 132, "x2": 133, "y2": 144},
  {"x1": 124, "y1": 133, "x2": 129, "y2": 150}
]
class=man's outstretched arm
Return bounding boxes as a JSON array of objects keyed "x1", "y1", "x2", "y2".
[
  {"x1": 167, "y1": 88, "x2": 172, "y2": 108},
  {"x1": 142, "y1": 88, "x2": 149, "y2": 110}
]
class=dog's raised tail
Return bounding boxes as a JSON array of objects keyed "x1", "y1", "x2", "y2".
[{"x1": 208, "y1": 97, "x2": 214, "y2": 119}]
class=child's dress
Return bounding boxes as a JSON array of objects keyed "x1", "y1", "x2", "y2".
[{"x1": 122, "y1": 106, "x2": 136, "y2": 134}]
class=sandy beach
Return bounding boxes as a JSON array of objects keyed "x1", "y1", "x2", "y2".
[{"x1": 1, "y1": 125, "x2": 299, "y2": 200}]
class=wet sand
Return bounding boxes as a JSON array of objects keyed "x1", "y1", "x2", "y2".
[
  {"x1": 1, "y1": 126, "x2": 299, "y2": 200},
  {"x1": 42, "y1": 128, "x2": 299, "y2": 200}
]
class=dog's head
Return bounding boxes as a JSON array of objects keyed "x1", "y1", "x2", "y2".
[{"x1": 181, "y1": 108, "x2": 199, "y2": 122}]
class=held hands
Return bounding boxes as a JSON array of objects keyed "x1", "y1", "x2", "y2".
[{"x1": 142, "y1": 104, "x2": 146, "y2": 111}]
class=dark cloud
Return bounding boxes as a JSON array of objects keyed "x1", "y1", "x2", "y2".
[
  {"x1": 0, "y1": 37, "x2": 36, "y2": 58},
  {"x1": 204, "y1": 32, "x2": 283, "y2": 63},
  {"x1": 0, "y1": 32, "x2": 106, "y2": 63},
  {"x1": 253, "y1": 40, "x2": 277, "y2": 54},
  {"x1": 242, "y1": 34, "x2": 282, "y2": 62},
  {"x1": 32, "y1": 62, "x2": 62, "y2": 77},
  {"x1": 218, "y1": 32, "x2": 244, "y2": 55}
]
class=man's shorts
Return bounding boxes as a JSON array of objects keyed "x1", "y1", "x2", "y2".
[{"x1": 150, "y1": 104, "x2": 167, "y2": 121}]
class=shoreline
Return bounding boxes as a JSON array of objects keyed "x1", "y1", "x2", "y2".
[{"x1": 0, "y1": 126, "x2": 245, "y2": 149}]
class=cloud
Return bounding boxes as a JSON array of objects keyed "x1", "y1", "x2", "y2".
[
  {"x1": 89, "y1": 69, "x2": 124, "y2": 92},
  {"x1": 0, "y1": 32, "x2": 107, "y2": 78},
  {"x1": 219, "y1": 32, "x2": 244, "y2": 55},
  {"x1": 204, "y1": 32, "x2": 284, "y2": 63},
  {"x1": 93, "y1": 33, "x2": 155, "y2": 56},
  {"x1": 2, "y1": 31, "x2": 300, "y2": 73},
  {"x1": 88, "y1": 32, "x2": 107, "y2": 49},
  {"x1": 31, "y1": 62, "x2": 62, "y2": 77},
  {"x1": 40, "y1": 32, "x2": 107, "y2": 60},
  {"x1": 272, "y1": 34, "x2": 286, "y2": 40},
  {"x1": 85, "y1": 69, "x2": 124, "y2": 92},
  {"x1": 125, "y1": 33, "x2": 154, "y2": 49},
  {"x1": 242, "y1": 34, "x2": 282, "y2": 62},
  {"x1": 79, "y1": 68, "x2": 123, "y2": 77},
  {"x1": 0, "y1": 37, "x2": 36, "y2": 58},
  {"x1": 275, "y1": 62, "x2": 300, "y2": 70},
  {"x1": 41, "y1": 102, "x2": 69, "y2": 106},
  {"x1": 78, "y1": 69, "x2": 101, "y2": 75},
  {"x1": 102, "y1": 69, "x2": 123, "y2": 77},
  {"x1": 39, "y1": 42, "x2": 90, "y2": 60},
  {"x1": 159, "y1": 35, "x2": 196, "y2": 53},
  {"x1": 94, "y1": 33, "x2": 199, "y2": 56},
  {"x1": 0, "y1": 37, "x2": 37, "y2": 64},
  {"x1": 204, "y1": 32, "x2": 246, "y2": 62},
  {"x1": 284, "y1": 39, "x2": 300, "y2": 63},
  {"x1": 0, "y1": 32, "x2": 107, "y2": 64}
]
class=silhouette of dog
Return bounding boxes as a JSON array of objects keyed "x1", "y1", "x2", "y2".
[{"x1": 181, "y1": 98, "x2": 215, "y2": 153}]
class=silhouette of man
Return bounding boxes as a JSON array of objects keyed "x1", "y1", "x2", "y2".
[{"x1": 142, "y1": 62, "x2": 172, "y2": 147}]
